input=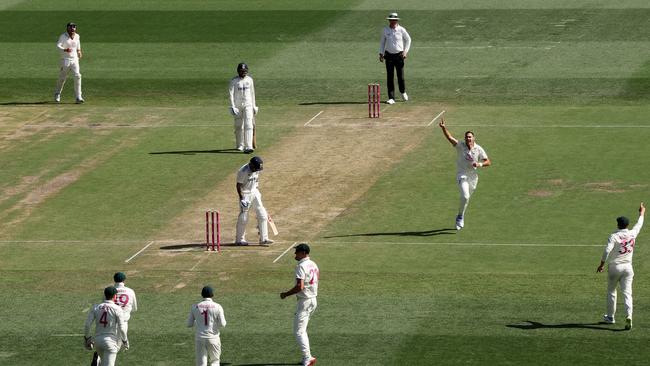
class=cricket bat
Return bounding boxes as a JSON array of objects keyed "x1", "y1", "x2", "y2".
[
  {"x1": 252, "y1": 118, "x2": 257, "y2": 149},
  {"x1": 268, "y1": 215, "x2": 278, "y2": 236}
]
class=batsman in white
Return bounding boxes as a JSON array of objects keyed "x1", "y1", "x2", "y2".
[
  {"x1": 597, "y1": 202, "x2": 645, "y2": 330},
  {"x1": 187, "y1": 286, "x2": 227, "y2": 366},
  {"x1": 84, "y1": 286, "x2": 128, "y2": 366},
  {"x1": 280, "y1": 243, "x2": 319, "y2": 366},
  {"x1": 235, "y1": 156, "x2": 274, "y2": 245},
  {"x1": 439, "y1": 117, "x2": 491, "y2": 230},
  {"x1": 228, "y1": 62, "x2": 258, "y2": 153},
  {"x1": 54, "y1": 22, "x2": 84, "y2": 103}
]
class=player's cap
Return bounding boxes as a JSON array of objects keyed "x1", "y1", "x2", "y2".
[
  {"x1": 113, "y1": 272, "x2": 126, "y2": 283},
  {"x1": 237, "y1": 62, "x2": 248, "y2": 71},
  {"x1": 67, "y1": 22, "x2": 77, "y2": 28},
  {"x1": 294, "y1": 243, "x2": 310, "y2": 254},
  {"x1": 104, "y1": 286, "x2": 118, "y2": 299},
  {"x1": 617, "y1": 216, "x2": 630, "y2": 229},
  {"x1": 201, "y1": 286, "x2": 214, "y2": 298},
  {"x1": 386, "y1": 13, "x2": 399, "y2": 20},
  {"x1": 249, "y1": 156, "x2": 263, "y2": 171}
]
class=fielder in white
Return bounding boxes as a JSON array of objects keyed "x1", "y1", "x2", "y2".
[
  {"x1": 597, "y1": 202, "x2": 645, "y2": 330},
  {"x1": 280, "y1": 243, "x2": 319, "y2": 366},
  {"x1": 54, "y1": 22, "x2": 84, "y2": 103},
  {"x1": 113, "y1": 272, "x2": 137, "y2": 336},
  {"x1": 84, "y1": 286, "x2": 128, "y2": 366},
  {"x1": 187, "y1": 286, "x2": 227, "y2": 366},
  {"x1": 229, "y1": 62, "x2": 258, "y2": 153},
  {"x1": 235, "y1": 156, "x2": 274, "y2": 245},
  {"x1": 439, "y1": 117, "x2": 491, "y2": 230}
]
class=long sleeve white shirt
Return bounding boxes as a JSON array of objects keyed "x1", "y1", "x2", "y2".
[
  {"x1": 229, "y1": 75, "x2": 256, "y2": 108},
  {"x1": 602, "y1": 216, "x2": 644, "y2": 265},
  {"x1": 56, "y1": 32, "x2": 81, "y2": 60},
  {"x1": 84, "y1": 300, "x2": 128, "y2": 341},
  {"x1": 379, "y1": 25, "x2": 411, "y2": 54},
  {"x1": 187, "y1": 298, "x2": 227, "y2": 339}
]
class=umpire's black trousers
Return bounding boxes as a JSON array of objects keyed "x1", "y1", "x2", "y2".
[{"x1": 384, "y1": 51, "x2": 406, "y2": 100}]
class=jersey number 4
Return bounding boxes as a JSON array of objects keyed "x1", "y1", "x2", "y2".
[
  {"x1": 99, "y1": 311, "x2": 108, "y2": 327},
  {"x1": 619, "y1": 238, "x2": 635, "y2": 254}
]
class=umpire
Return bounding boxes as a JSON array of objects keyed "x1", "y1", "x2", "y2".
[{"x1": 379, "y1": 12, "x2": 411, "y2": 105}]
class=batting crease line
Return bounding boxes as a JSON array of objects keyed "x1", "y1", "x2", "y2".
[
  {"x1": 316, "y1": 241, "x2": 600, "y2": 247},
  {"x1": 427, "y1": 110, "x2": 447, "y2": 127},
  {"x1": 304, "y1": 111, "x2": 324, "y2": 126},
  {"x1": 124, "y1": 241, "x2": 154, "y2": 263},
  {"x1": 273, "y1": 242, "x2": 297, "y2": 263}
]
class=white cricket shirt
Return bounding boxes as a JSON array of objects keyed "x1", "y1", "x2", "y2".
[
  {"x1": 84, "y1": 300, "x2": 127, "y2": 340},
  {"x1": 56, "y1": 32, "x2": 80, "y2": 60},
  {"x1": 236, "y1": 163, "x2": 259, "y2": 194},
  {"x1": 295, "y1": 257, "x2": 319, "y2": 299},
  {"x1": 187, "y1": 298, "x2": 227, "y2": 339},
  {"x1": 455, "y1": 141, "x2": 488, "y2": 177},
  {"x1": 114, "y1": 282, "x2": 137, "y2": 316},
  {"x1": 379, "y1": 25, "x2": 411, "y2": 54},
  {"x1": 229, "y1": 75, "x2": 256, "y2": 108},
  {"x1": 602, "y1": 216, "x2": 644, "y2": 265}
]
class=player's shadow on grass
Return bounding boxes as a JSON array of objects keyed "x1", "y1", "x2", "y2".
[
  {"x1": 299, "y1": 101, "x2": 367, "y2": 105},
  {"x1": 324, "y1": 228, "x2": 456, "y2": 238},
  {"x1": 0, "y1": 101, "x2": 52, "y2": 105},
  {"x1": 149, "y1": 148, "x2": 244, "y2": 155},
  {"x1": 507, "y1": 320, "x2": 627, "y2": 332},
  {"x1": 233, "y1": 363, "x2": 301, "y2": 366},
  {"x1": 160, "y1": 242, "x2": 269, "y2": 250}
]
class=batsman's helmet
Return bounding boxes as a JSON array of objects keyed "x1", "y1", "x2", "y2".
[
  {"x1": 249, "y1": 156, "x2": 263, "y2": 172},
  {"x1": 201, "y1": 286, "x2": 214, "y2": 298},
  {"x1": 113, "y1": 272, "x2": 126, "y2": 283},
  {"x1": 237, "y1": 62, "x2": 248, "y2": 72}
]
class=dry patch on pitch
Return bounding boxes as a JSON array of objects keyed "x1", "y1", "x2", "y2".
[
  {"x1": 153, "y1": 105, "x2": 441, "y2": 255},
  {"x1": 528, "y1": 179, "x2": 641, "y2": 198}
]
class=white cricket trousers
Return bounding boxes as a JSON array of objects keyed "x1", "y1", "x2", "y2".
[
  {"x1": 195, "y1": 337, "x2": 221, "y2": 366},
  {"x1": 606, "y1": 263, "x2": 634, "y2": 319},
  {"x1": 95, "y1": 335, "x2": 120, "y2": 366},
  {"x1": 457, "y1": 174, "x2": 478, "y2": 217},
  {"x1": 236, "y1": 189, "x2": 269, "y2": 242},
  {"x1": 55, "y1": 58, "x2": 82, "y2": 99},
  {"x1": 233, "y1": 105, "x2": 254, "y2": 150},
  {"x1": 294, "y1": 297, "x2": 317, "y2": 361}
]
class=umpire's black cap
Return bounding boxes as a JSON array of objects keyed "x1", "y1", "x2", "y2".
[{"x1": 295, "y1": 243, "x2": 310, "y2": 254}]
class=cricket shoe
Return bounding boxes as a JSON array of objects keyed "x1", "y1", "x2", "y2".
[
  {"x1": 76, "y1": 98, "x2": 85, "y2": 104},
  {"x1": 625, "y1": 318, "x2": 632, "y2": 330},
  {"x1": 303, "y1": 357, "x2": 317, "y2": 366},
  {"x1": 602, "y1": 315, "x2": 615, "y2": 324},
  {"x1": 236, "y1": 146, "x2": 244, "y2": 152},
  {"x1": 235, "y1": 240, "x2": 249, "y2": 246},
  {"x1": 54, "y1": 93, "x2": 61, "y2": 103},
  {"x1": 455, "y1": 215, "x2": 464, "y2": 230},
  {"x1": 260, "y1": 239, "x2": 274, "y2": 245},
  {"x1": 402, "y1": 93, "x2": 409, "y2": 101},
  {"x1": 244, "y1": 148, "x2": 254, "y2": 154},
  {"x1": 386, "y1": 99, "x2": 395, "y2": 105}
]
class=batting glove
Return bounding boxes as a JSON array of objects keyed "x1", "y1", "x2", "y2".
[
  {"x1": 84, "y1": 336, "x2": 94, "y2": 350},
  {"x1": 240, "y1": 199, "x2": 250, "y2": 209},
  {"x1": 230, "y1": 107, "x2": 240, "y2": 116},
  {"x1": 253, "y1": 106, "x2": 259, "y2": 115},
  {"x1": 122, "y1": 340, "x2": 129, "y2": 351}
]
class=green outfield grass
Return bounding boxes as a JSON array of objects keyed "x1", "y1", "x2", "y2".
[{"x1": 1, "y1": 1, "x2": 650, "y2": 365}]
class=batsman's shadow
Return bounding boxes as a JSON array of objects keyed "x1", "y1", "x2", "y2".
[
  {"x1": 323, "y1": 228, "x2": 456, "y2": 238},
  {"x1": 149, "y1": 148, "x2": 245, "y2": 155},
  {"x1": 0, "y1": 101, "x2": 51, "y2": 105},
  {"x1": 299, "y1": 101, "x2": 367, "y2": 105},
  {"x1": 233, "y1": 363, "x2": 301, "y2": 366},
  {"x1": 507, "y1": 320, "x2": 627, "y2": 332},
  {"x1": 159, "y1": 242, "x2": 269, "y2": 251}
]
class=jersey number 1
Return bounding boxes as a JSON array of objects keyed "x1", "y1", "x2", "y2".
[{"x1": 201, "y1": 310, "x2": 209, "y2": 326}]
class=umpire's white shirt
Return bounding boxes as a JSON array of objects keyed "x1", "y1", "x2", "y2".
[
  {"x1": 602, "y1": 216, "x2": 644, "y2": 265},
  {"x1": 455, "y1": 141, "x2": 488, "y2": 178},
  {"x1": 237, "y1": 164, "x2": 259, "y2": 194},
  {"x1": 379, "y1": 25, "x2": 411, "y2": 54},
  {"x1": 229, "y1": 75, "x2": 256, "y2": 108},
  {"x1": 57, "y1": 32, "x2": 80, "y2": 60},
  {"x1": 296, "y1": 258, "x2": 319, "y2": 299},
  {"x1": 187, "y1": 298, "x2": 227, "y2": 339}
]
